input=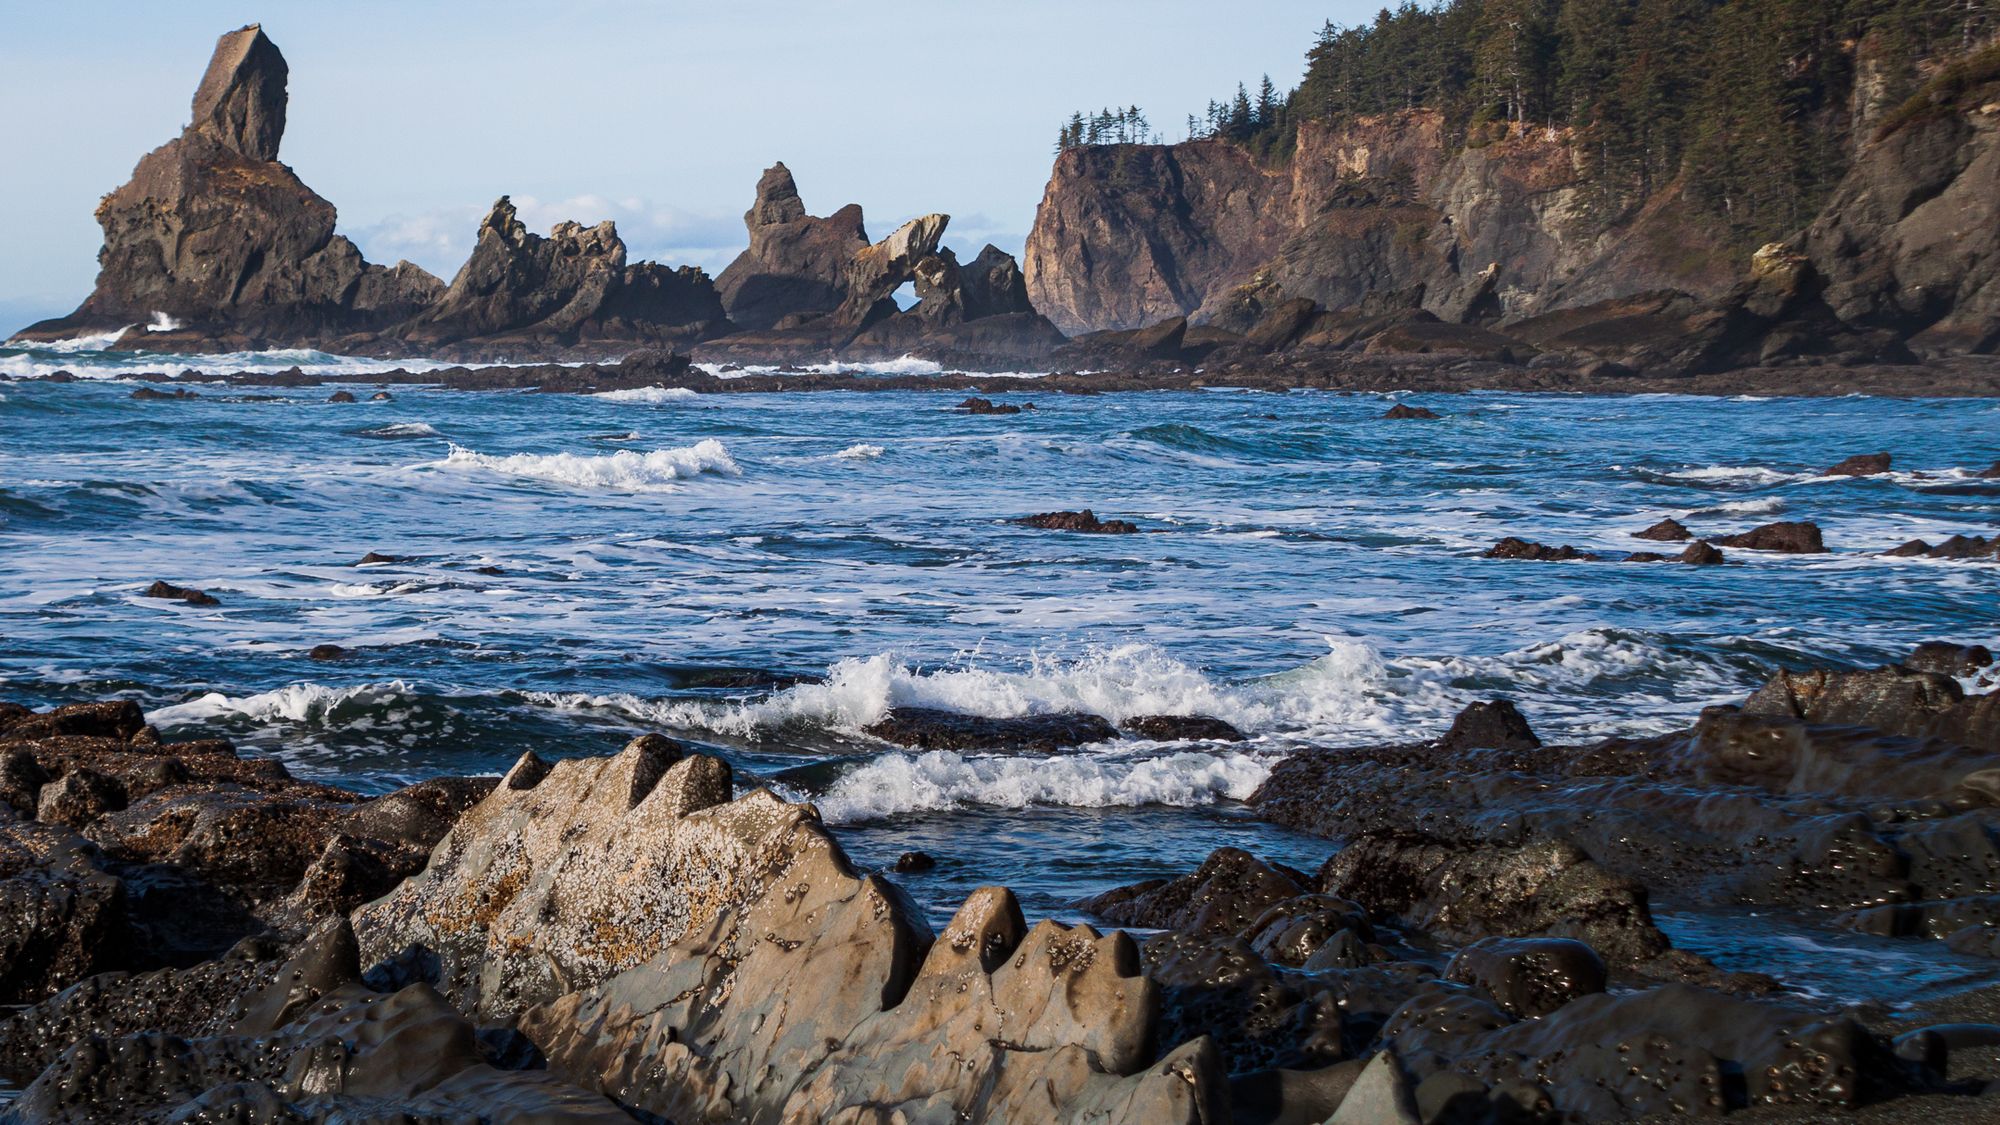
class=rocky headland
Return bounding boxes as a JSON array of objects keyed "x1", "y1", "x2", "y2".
[{"x1": 4, "y1": 644, "x2": 2000, "y2": 1121}]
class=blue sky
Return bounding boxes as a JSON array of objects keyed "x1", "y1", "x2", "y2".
[{"x1": 0, "y1": 1, "x2": 1366, "y2": 334}]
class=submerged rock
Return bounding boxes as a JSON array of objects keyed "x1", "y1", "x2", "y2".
[{"x1": 958, "y1": 395, "x2": 1023, "y2": 415}]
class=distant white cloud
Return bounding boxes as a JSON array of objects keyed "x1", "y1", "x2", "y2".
[{"x1": 348, "y1": 195, "x2": 747, "y2": 281}]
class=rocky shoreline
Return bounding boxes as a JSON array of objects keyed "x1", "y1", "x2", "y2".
[{"x1": 3, "y1": 643, "x2": 1999, "y2": 1122}]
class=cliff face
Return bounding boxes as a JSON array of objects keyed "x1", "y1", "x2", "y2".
[
  {"x1": 1804, "y1": 50, "x2": 2000, "y2": 355},
  {"x1": 1024, "y1": 112, "x2": 1741, "y2": 336},
  {"x1": 18, "y1": 25, "x2": 443, "y2": 347}
]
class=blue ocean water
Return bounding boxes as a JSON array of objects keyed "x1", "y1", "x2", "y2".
[{"x1": 3, "y1": 344, "x2": 1998, "y2": 995}]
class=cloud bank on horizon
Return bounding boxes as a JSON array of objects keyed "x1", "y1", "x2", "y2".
[{"x1": 0, "y1": 0, "x2": 1357, "y2": 334}]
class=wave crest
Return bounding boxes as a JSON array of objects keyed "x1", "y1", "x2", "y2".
[
  {"x1": 433, "y1": 439, "x2": 739, "y2": 491},
  {"x1": 804, "y1": 748, "x2": 1273, "y2": 823}
]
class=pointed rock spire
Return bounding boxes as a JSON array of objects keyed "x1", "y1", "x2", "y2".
[
  {"x1": 190, "y1": 24, "x2": 288, "y2": 160},
  {"x1": 749, "y1": 162, "x2": 808, "y2": 227}
]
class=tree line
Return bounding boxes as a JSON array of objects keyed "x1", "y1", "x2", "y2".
[{"x1": 1057, "y1": 0, "x2": 1997, "y2": 243}]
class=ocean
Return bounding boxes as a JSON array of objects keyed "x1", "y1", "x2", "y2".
[{"x1": 4, "y1": 340, "x2": 1997, "y2": 1003}]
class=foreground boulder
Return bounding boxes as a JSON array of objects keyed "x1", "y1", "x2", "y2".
[
  {"x1": 354, "y1": 736, "x2": 740, "y2": 1021},
  {"x1": 393, "y1": 746, "x2": 1219, "y2": 1123},
  {"x1": 7, "y1": 980, "x2": 631, "y2": 1123}
]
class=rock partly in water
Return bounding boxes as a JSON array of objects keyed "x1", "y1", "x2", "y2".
[
  {"x1": 713, "y1": 161, "x2": 871, "y2": 331},
  {"x1": 1715, "y1": 520, "x2": 1827, "y2": 553},
  {"x1": 1017, "y1": 509, "x2": 1141, "y2": 534},
  {"x1": 1828, "y1": 451, "x2": 1893, "y2": 476},
  {"x1": 1121, "y1": 714, "x2": 1247, "y2": 742},
  {"x1": 142, "y1": 580, "x2": 219, "y2": 606},
  {"x1": 1634, "y1": 517, "x2": 1692, "y2": 541},
  {"x1": 1482, "y1": 537, "x2": 1594, "y2": 561},
  {"x1": 864, "y1": 707, "x2": 1121, "y2": 753},
  {"x1": 395, "y1": 195, "x2": 728, "y2": 352},
  {"x1": 1382, "y1": 402, "x2": 1441, "y2": 420}
]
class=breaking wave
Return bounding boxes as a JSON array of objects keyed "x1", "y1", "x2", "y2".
[
  {"x1": 803, "y1": 748, "x2": 1274, "y2": 823},
  {"x1": 835, "y1": 443, "x2": 885, "y2": 460},
  {"x1": 147, "y1": 680, "x2": 422, "y2": 729},
  {"x1": 431, "y1": 439, "x2": 739, "y2": 491}
]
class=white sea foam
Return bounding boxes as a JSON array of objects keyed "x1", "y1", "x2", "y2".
[
  {"x1": 805, "y1": 748, "x2": 1274, "y2": 823},
  {"x1": 590, "y1": 386, "x2": 698, "y2": 403},
  {"x1": 563, "y1": 640, "x2": 1403, "y2": 741},
  {"x1": 1656, "y1": 465, "x2": 1808, "y2": 488},
  {"x1": 835, "y1": 443, "x2": 885, "y2": 460},
  {"x1": 146, "y1": 312, "x2": 183, "y2": 333},
  {"x1": 432, "y1": 439, "x2": 739, "y2": 492}
]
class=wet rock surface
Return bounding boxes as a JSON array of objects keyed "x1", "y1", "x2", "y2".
[{"x1": 0, "y1": 700, "x2": 489, "y2": 1001}]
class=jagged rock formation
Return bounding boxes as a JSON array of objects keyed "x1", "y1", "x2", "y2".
[
  {"x1": 358, "y1": 736, "x2": 1215, "y2": 1123},
  {"x1": 393, "y1": 197, "x2": 729, "y2": 355},
  {"x1": 13, "y1": 25, "x2": 444, "y2": 351},
  {"x1": 702, "y1": 165, "x2": 1066, "y2": 363},
  {"x1": 12, "y1": 26, "x2": 730, "y2": 361},
  {"x1": 713, "y1": 162, "x2": 871, "y2": 330}
]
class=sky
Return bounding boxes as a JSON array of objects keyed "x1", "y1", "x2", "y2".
[{"x1": 0, "y1": 0, "x2": 1366, "y2": 335}]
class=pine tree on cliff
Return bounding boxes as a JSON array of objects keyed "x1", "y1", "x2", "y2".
[
  {"x1": 1474, "y1": 0, "x2": 1558, "y2": 126},
  {"x1": 1255, "y1": 75, "x2": 1279, "y2": 126}
]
